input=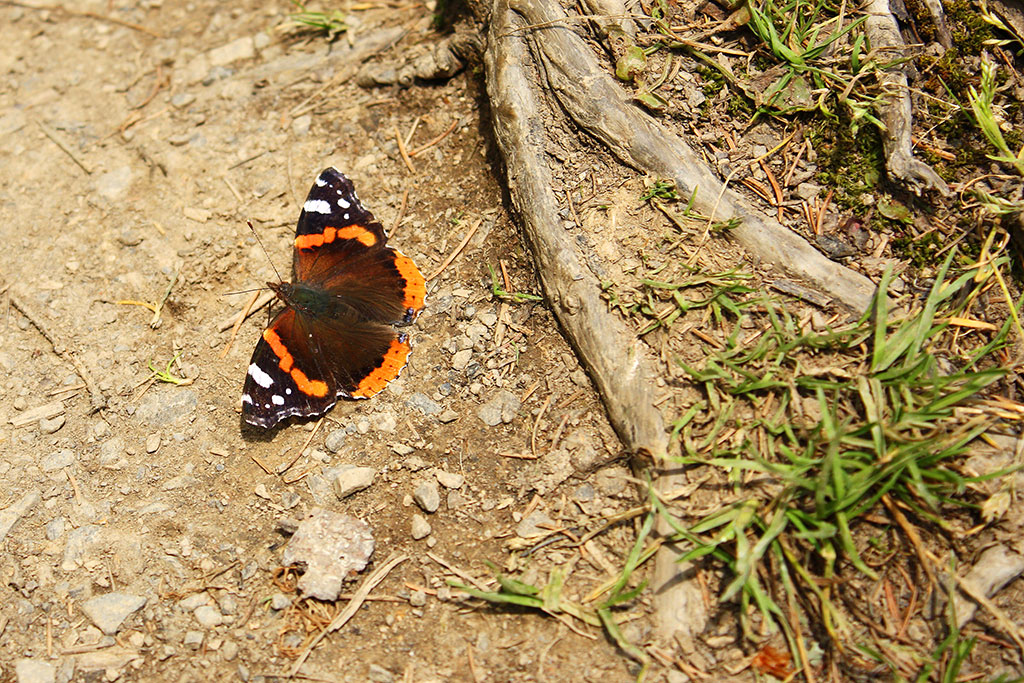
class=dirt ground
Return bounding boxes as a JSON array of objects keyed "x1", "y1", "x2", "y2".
[{"x1": 0, "y1": 1, "x2": 648, "y2": 680}]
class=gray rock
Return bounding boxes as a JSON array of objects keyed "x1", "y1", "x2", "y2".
[
  {"x1": 41, "y1": 449, "x2": 74, "y2": 472},
  {"x1": 413, "y1": 481, "x2": 440, "y2": 513},
  {"x1": 452, "y1": 349, "x2": 472, "y2": 370},
  {"x1": 218, "y1": 593, "x2": 238, "y2": 616},
  {"x1": 135, "y1": 387, "x2": 197, "y2": 426},
  {"x1": 0, "y1": 490, "x2": 40, "y2": 543},
  {"x1": 435, "y1": 470, "x2": 464, "y2": 489},
  {"x1": 291, "y1": 114, "x2": 311, "y2": 136},
  {"x1": 39, "y1": 415, "x2": 66, "y2": 434},
  {"x1": 269, "y1": 593, "x2": 292, "y2": 611},
  {"x1": 15, "y1": 659, "x2": 55, "y2": 683},
  {"x1": 208, "y1": 36, "x2": 255, "y2": 67},
  {"x1": 411, "y1": 514, "x2": 431, "y2": 540},
  {"x1": 221, "y1": 640, "x2": 239, "y2": 661},
  {"x1": 446, "y1": 490, "x2": 469, "y2": 509},
  {"x1": 409, "y1": 590, "x2": 427, "y2": 607},
  {"x1": 45, "y1": 517, "x2": 66, "y2": 541},
  {"x1": 61, "y1": 524, "x2": 101, "y2": 571},
  {"x1": 178, "y1": 593, "x2": 207, "y2": 611},
  {"x1": 375, "y1": 410, "x2": 397, "y2": 432},
  {"x1": 406, "y1": 392, "x2": 442, "y2": 416},
  {"x1": 171, "y1": 92, "x2": 196, "y2": 108},
  {"x1": 94, "y1": 165, "x2": 134, "y2": 201},
  {"x1": 183, "y1": 630, "x2": 204, "y2": 649},
  {"x1": 80, "y1": 592, "x2": 147, "y2": 635},
  {"x1": 516, "y1": 510, "x2": 555, "y2": 539},
  {"x1": 281, "y1": 508, "x2": 375, "y2": 600},
  {"x1": 194, "y1": 605, "x2": 224, "y2": 628},
  {"x1": 477, "y1": 390, "x2": 520, "y2": 426},
  {"x1": 368, "y1": 664, "x2": 395, "y2": 683},
  {"x1": 333, "y1": 466, "x2": 376, "y2": 499},
  {"x1": 98, "y1": 438, "x2": 125, "y2": 466},
  {"x1": 324, "y1": 429, "x2": 346, "y2": 453}
]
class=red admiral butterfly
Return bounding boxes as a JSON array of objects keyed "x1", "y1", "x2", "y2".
[{"x1": 242, "y1": 168, "x2": 425, "y2": 428}]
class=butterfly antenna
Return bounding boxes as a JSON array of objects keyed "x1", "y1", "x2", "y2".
[{"x1": 247, "y1": 220, "x2": 285, "y2": 284}]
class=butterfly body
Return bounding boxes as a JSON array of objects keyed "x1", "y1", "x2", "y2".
[{"x1": 242, "y1": 168, "x2": 425, "y2": 429}]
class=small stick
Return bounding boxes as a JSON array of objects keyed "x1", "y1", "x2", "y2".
[
  {"x1": 150, "y1": 264, "x2": 182, "y2": 328},
  {"x1": 403, "y1": 116, "x2": 421, "y2": 148},
  {"x1": 499, "y1": 451, "x2": 540, "y2": 459},
  {"x1": 395, "y1": 125, "x2": 415, "y2": 173},
  {"x1": 391, "y1": 189, "x2": 409, "y2": 235},
  {"x1": 290, "y1": 553, "x2": 408, "y2": 676},
  {"x1": 35, "y1": 119, "x2": 91, "y2": 175},
  {"x1": 250, "y1": 453, "x2": 273, "y2": 475},
  {"x1": 531, "y1": 395, "x2": 552, "y2": 458},
  {"x1": 426, "y1": 551, "x2": 489, "y2": 591},
  {"x1": 221, "y1": 291, "x2": 260, "y2": 358},
  {"x1": 410, "y1": 118, "x2": 459, "y2": 157},
  {"x1": 222, "y1": 175, "x2": 244, "y2": 204},
  {"x1": 280, "y1": 417, "x2": 324, "y2": 475},
  {"x1": 218, "y1": 291, "x2": 275, "y2": 332},
  {"x1": 426, "y1": 217, "x2": 483, "y2": 281}
]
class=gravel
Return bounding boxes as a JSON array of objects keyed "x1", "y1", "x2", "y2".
[
  {"x1": 80, "y1": 592, "x2": 147, "y2": 635},
  {"x1": 413, "y1": 480, "x2": 441, "y2": 513}
]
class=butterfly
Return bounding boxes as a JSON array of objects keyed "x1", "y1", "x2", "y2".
[{"x1": 242, "y1": 168, "x2": 425, "y2": 428}]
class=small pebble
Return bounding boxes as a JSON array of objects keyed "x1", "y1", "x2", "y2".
[
  {"x1": 145, "y1": 433, "x2": 160, "y2": 454},
  {"x1": 411, "y1": 514, "x2": 431, "y2": 540},
  {"x1": 221, "y1": 640, "x2": 239, "y2": 661},
  {"x1": 39, "y1": 415, "x2": 65, "y2": 434},
  {"x1": 270, "y1": 593, "x2": 292, "y2": 611},
  {"x1": 194, "y1": 605, "x2": 224, "y2": 628},
  {"x1": 435, "y1": 470, "x2": 464, "y2": 489},
  {"x1": 409, "y1": 590, "x2": 427, "y2": 607},
  {"x1": 13, "y1": 396, "x2": 27, "y2": 411},
  {"x1": 183, "y1": 630, "x2": 204, "y2": 649},
  {"x1": 333, "y1": 466, "x2": 375, "y2": 499},
  {"x1": 413, "y1": 481, "x2": 440, "y2": 513},
  {"x1": 324, "y1": 429, "x2": 346, "y2": 453}
]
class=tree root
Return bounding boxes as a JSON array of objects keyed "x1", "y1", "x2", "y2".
[
  {"x1": 357, "y1": 31, "x2": 483, "y2": 86},
  {"x1": 864, "y1": 0, "x2": 950, "y2": 196},
  {"x1": 507, "y1": 0, "x2": 877, "y2": 311},
  {"x1": 485, "y1": 0, "x2": 669, "y2": 460}
]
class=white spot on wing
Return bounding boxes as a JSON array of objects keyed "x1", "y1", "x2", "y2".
[
  {"x1": 241, "y1": 394, "x2": 254, "y2": 404},
  {"x1": 315, "y1": 176, "x2": 328, "y2": 187},
  {"x1": 303, "y1": 199, "x2": 332, "y2": 214},
  {"x1": 271, "y1": 395, "x2": 285, "y2": 406},
  {"x1": 286, "y1": 388, "x2": 292, "y2": 395},
  {"x1": 343, "y1": 213, "x2": 350, "y2": 220},
  {"x1": 337, "y1": 197, "x2": 351, "y2": 209},
  {"x1": 248, "y1": 363, "x2": 274, "y2": 388}
]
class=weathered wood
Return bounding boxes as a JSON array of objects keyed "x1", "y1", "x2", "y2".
[{"x1": 485, "y1": 0, "x2": 670, "y2": 459}]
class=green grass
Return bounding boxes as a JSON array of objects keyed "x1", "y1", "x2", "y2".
[{"x1": 653, "y1": 251, "x2": 1020, "y2": 675}]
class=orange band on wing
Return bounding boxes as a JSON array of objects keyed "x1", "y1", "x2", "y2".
[
  {"x1": 353, "y1": 338, "x2": 411, "y2": 398},
  {"x1": 264, "y1": 328, "x2": 328, "y2": 397},
  {"x1": 393, "y1": 251, "x2": 426, "y2": 311},
  {"x1": 290, "y1": 367, "x2": 329, "y2": 397},
  {"x1": 295, "y1": 225, "x2": 377, "y2": 250},
  {"x1": 263, "y1": 328, "x2": 294, "y2": 373}
]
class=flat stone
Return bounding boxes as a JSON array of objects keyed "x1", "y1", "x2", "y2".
[
  {"x1": 41, "y1": 449, "x2": 74, "y2": 472},
  {"x1": 184, "y1": 630, "x2": 204, "y2": 649},
  {"x1": 270, "y1": 593, "x2": 292, "y2": 610},
  {"x1": 516, "y1": 510, "x2": 555, "y2": 539},
  {"x1": 62, "y1": 524, "x2": 102, "y2": 570},
  {"x1": 208, "y1": 36, "x2": 255, "y2": 67},
  {"x1": 134, "y1": 387, "x2": 197, "y2": 426},
  {"x1": 413, "y1": 481, "x2": 440, "y2": 513},
  {"x1": 437, "y1": 410, "x2": 458, "y2": 424},
  {"x1": 477, "y1": 390, "x2": 521, "y2": 426},
  {"x1": 406, "y1": 392, "x2": 442, "y2": 416},
  {"x1": 221, "y1": 640, "x2": 239, "y2": 661},
  {"x1": 93, "y1": 165, "x2": 133, "y2": 201},
  {"x1": 194, "y1": 605, "x2": 224, "y2": 628},
  {"x1": 14, "y1": 659, "x2": 55, "y2": 683},
  {"x1": 333, "y1": 466, "x2": 376, "y2": 499},
  {"x1": 411, "y1": 514, "x2": 431, "y2": 540},
  {"x1": 38, "y1": 414, "x2": 66, "y2": 434},
  {"x1": 435, "y1": 470, "x2": 464, "y2": 489},
  {"x1": 179, "y1": 593, "x2": 208, "y2": 611},
  {"x1": 452, "y1": 349, "x2": 472, "y2": 370},
  {"x1": 81, "y1": 592, "x2": 147, "y2": 635},
  {"x1": 281, "y1": 508, "x2": 375, "y2": 601},
  {"x1": 145, "y1": 433, "x2": 160, "y2": 454},
  {"x1": 324, "y1": 429, "x2": 346, "y2": 453}
]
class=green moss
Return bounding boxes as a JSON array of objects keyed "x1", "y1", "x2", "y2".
[
  {"x1": 699, "y1": 65, "x2": 725, "y2": 98},
  {"x1": 946, "y1": 0, "x2": 996, "y2": 55},
  {"x1": 808, "y1": 115, "x2": 886, "y2": 209},
  {"x1": 891, "y1": 232, "x2": 944, "y2": 268}
]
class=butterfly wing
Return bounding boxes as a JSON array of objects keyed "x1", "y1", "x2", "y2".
[
  {"x1": 293, "y1": 168, "x2": 425, "y2": 324},
  {"x1": 242, "y1": 307, "x2": 337, "y2": 428}
]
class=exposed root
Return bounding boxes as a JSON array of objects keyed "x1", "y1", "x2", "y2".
[
  {"x1": 357, "y1": 31, "x2": 483, "y2": 86},
  {"x1": 864, "y1": 0, "x2": 950, "y2": 196}
]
